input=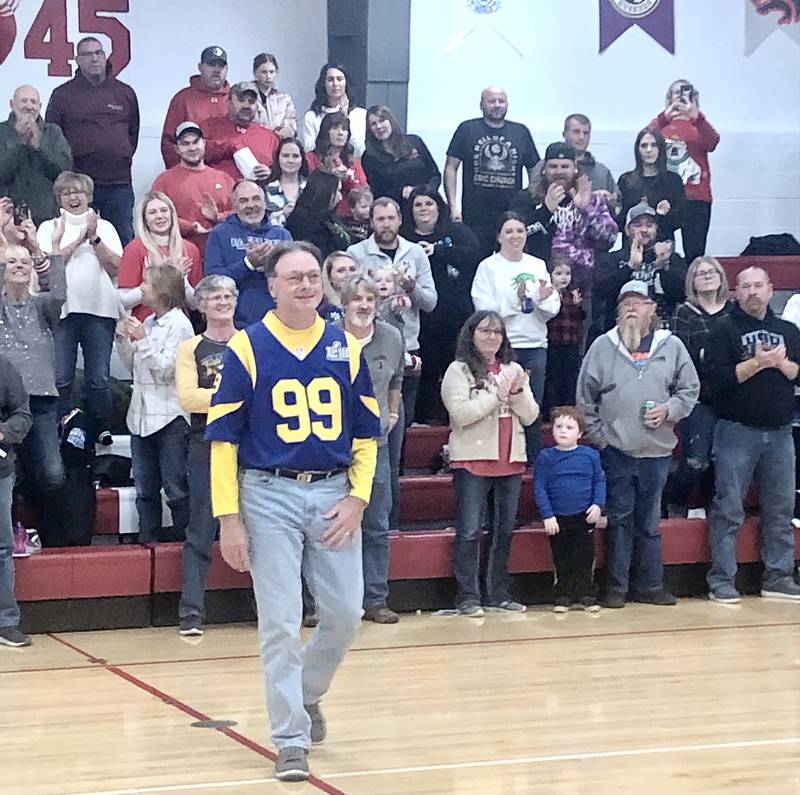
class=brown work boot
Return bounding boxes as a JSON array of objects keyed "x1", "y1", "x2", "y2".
[{"x1": 362, "y1": 605, "x2": 399, "y2": 624}]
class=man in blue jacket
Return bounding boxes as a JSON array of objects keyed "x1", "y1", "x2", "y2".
[{"x1": 204, "y1": 179, "x2": 291, "y2": 327}]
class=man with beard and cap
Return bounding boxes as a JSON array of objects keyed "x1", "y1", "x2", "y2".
[
  {"x1": 577, "y1": 280, "x2": 698, "y2": 609},
  {"x1": 340, "y1": 274, "x2": 404, "y2": 623},
  {"x1": 0, "y1": 84, "x2": 72, "y2": 225},
  {"x1": 203, "y1": 82, "x2": 280, "y2": 183},
  {"x1": 511, "y1": 142, "x2": 618, "y2": 295},
  {"x1": 594, "y1": 202, "x2": 686, "y2": 334},
  {"x1": 444, "y1": 85, "x2": 540, "y2": 258},
  {"x1": 152, "y1": 121, "x2": 235, "y2": 261},
  {"x1": 46, "y1": 36, "x2": 139, "y2": 245},
  {"x1": 204, "y1": 179, "x2": 292, "y2": 327},
  {"x1": 161, "y1": 46, "x2": 231, "y2": 168},
  {"x1": 704, "y1": 266, "x2": 800, "y2": 604}
]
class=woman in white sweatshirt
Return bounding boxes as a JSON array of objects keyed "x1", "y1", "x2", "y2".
[{"x1": 471, "y1": 211, "x2": 560, "y2": 464}]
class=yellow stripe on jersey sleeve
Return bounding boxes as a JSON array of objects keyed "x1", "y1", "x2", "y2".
[
  {"x1": 211, "y1": 441, "x2": 240, "y2": 517},
  {"x1": 360, "y1": 394, "x2": 380, "y2": 419},
  {"x1": 207, "y1": 400, "x2": 244, "y2": 425},
  {"x1": 344, "y1": 330, "x2": 362, "y2": 383},
  {"x1": 228, "y1": 329, "x2": 258, "y2": 388},
  {"x1": 348, "y1": 436, "x2": 377, "y2": 504}
]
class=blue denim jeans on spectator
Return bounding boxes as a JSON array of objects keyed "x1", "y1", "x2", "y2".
[
  {"x1": 239, "y1": 469, "x2": 363, "y2": 750},
  {"x1": 452, "y1": 467, "x2": 522, "y2": 607},
  {"x1": 362, "y1": 443, "x2": 392, "y2": 608},
  {"x1": 179, "y1": 434, "x2": 218, "y2": 620},
  {"x1": 513, "y1": 347, "x2": 547, "y2": 466},
  {"x1": 0, "y1": 474, "x2": 20, "y2": 628},
  {"x1": 130, "y1": 417, "x2": 190, "y2": 543},
  {"x1": 55, "y1": 313, "x2": 116, "y2": 430},
  {"x1": 388, "y1": 400, "x2": 405, "y2": 529},
  {"x1": 601, "y1": 446, "x2": 671, "y2": 595},
  {"x1": 668, "y1": 401, "x2": 717, "y2": 514},
  {"x1": 92, "y1": 183, "x2": 135, "y2": 246},
  {"x1": 708, "y1": 419, "x2": 796, "y2": 592}
]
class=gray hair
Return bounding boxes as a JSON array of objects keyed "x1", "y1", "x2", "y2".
[
  {"x1": 194, "y1": 274, "x2": 238, "y2": 303},
  {"x1": 340, "y1": 274, "x2": 380, "y2": 306}
]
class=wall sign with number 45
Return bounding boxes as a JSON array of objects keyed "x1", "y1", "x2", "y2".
[{"x1": 3, "y1": 0, "x2": 132, "y2": 75}]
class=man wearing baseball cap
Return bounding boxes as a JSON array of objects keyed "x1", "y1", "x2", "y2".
[
  {"x1": 594, "y1": 201, "x2": 687, "y2": 334},
  {"x1": 152, "y1": 121, "x2": 235, "y2": 260},
  {"x1": 577, "y1": 278, "x2": 698, "y2": 609},
  {"x1": 203, "y1": 82, "x2": 279, "y2": 183},
  {"x1": 161, "y1": 46, "x2": 230, "y2": 167}
]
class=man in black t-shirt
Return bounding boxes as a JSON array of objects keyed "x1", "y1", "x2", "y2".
[{"x1": 444, "y1": 86, "x2": 539, "y2": 257}]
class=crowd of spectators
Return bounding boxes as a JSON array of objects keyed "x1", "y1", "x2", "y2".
[{"x1": 1, "y1": 38, "x2": 798, "y2": 648}]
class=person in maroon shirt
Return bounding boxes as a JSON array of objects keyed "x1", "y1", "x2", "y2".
[
  {"x1": 203, "y1": 82, "x2": 279, "y2": 184},
  {"x1": 45, "y1": 36, "x2": 139, "y2": 245}
]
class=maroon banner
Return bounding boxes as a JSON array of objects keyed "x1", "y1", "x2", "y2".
[{"x1": 599, "y1": 0, "x2": 675, "y2": 53}]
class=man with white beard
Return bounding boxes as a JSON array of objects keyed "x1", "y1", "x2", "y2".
[
  {"x1": 340, "y1": 275, "x2": 405, "y2": 623},
  {"x1": 577, "y1": 280, "x2": 699, "y2": 609}
]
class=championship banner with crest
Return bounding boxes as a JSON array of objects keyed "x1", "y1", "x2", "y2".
[
  {"x1": 599, "y1": 0, "x2": 675, "y2": 53},
  {"x1": 745, "y1": 0, "x2": 800, "y2": 53}
]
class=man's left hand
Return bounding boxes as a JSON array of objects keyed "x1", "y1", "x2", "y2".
[
  {"x1": 252, "y1": 163, "x2": 271, "y2": 181},
  {"x1": 644, "y1": 403, "x2": 669, "y2": 429},
  {"x1": 653, "y1": 241, "x2": 672, "y2": 267},
  {"x1": 322, "y1": 496, "x2": 366, "y2": 548},
  {"x1": 399, "y1": 272, "x2": 417, "y2": 294},
  {"x1": 572, "y1": 174, "x2": 592, "y2": 210}
]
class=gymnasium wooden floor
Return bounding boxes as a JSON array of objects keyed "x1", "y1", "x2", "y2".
[{"x1": 2, "y1": 599, "x2": 799, "y2": 795}]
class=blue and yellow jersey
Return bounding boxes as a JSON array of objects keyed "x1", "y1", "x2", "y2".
[{"x1": 206, "y1": 311, "x2": 380, "y2": 515}]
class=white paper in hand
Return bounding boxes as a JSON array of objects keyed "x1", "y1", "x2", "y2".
[{"x1": 233, "y1": 147, "x2": 258, "y2": 179}]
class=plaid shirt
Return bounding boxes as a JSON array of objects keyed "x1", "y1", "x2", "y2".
[{"x1": 547, "y1": 289, "x2": 586, "y2": 346}]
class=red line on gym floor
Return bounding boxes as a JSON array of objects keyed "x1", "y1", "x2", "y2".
[{"x1": 47, "y1": 634, "x2": 347, "y2": 795}]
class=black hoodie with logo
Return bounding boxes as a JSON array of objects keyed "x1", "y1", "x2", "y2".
[{"x1": 704, "y1": 303, "x2": 800, "y2": 428}]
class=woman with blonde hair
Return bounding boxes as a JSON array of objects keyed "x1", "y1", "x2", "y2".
[
  {"x1": 317, "y1": 250, "x2": 357, "y2": 323},
  {"x1": 668, "y1": 256, "x2": 732, "y2": 517},
  {"x1": 117, "y1": 191, "x2": 201, "y2": 321}
]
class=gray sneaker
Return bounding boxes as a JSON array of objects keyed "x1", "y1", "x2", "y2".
[
  {"x1": 0, "y1": 626, "x2": 31, "y2": 647},
  {"x1": 305, "y1": 702, "x2": 326, "y2": 745},
  {"x1": 485, "y1": 600, "x2": 527, "y2": 613},
  {"x1": 709, "y1": 585, "x2": 742, "y2": 604},
  {"x1": 275, "y1": 746, "x2": 309, "y2": 782},
  {"x1": 761, "y1": 578, "x2": 800, "y2": 601},
  {"x1": 457, "y1": 603, "x2": 485, "y2": 618}
]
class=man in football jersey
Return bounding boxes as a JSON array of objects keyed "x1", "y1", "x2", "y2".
[{"x1": 206, "y1": 240, "x2": 380, "y2": 782}]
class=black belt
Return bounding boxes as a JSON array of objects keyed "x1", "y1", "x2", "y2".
[{"x1": 269, "y1": 467, "x2": 347, "y2": 484}]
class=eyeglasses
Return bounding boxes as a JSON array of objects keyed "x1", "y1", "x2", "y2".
[
  {"x1": 475, "y1": 327, "x2": 503, "y2": 337},
  {"x1": 59, "y1": 188, "x2": 86, "y2": 197},
  {"x1": 694, "y1": 269, "x2": 719, "y2": 279},
  {"x1": 279, "y1": 272, "x2": 322, "y2": 287}
]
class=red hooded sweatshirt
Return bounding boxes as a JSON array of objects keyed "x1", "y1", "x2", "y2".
[{"x1": 161, "y1": 75, "x2": 230, "y2": 167}]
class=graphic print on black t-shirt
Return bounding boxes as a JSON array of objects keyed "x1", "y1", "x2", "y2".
[
  {"x1": 472, "y1": 133, "x2": 519, "y2": 190},
  {"x1": 740, "y1": 329, "x2": 785, "y2": 360}
]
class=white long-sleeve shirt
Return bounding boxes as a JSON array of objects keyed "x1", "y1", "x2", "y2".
[
  {"x1": 471, "y1": 252, "x2": 560, "y2": 349},
  {"x1": 116, "y1": 307, "x2": 194, "y2": 437}
]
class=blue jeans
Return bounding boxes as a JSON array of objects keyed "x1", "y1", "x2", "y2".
[
  {"x1": 708, "y1": 419, "x2": 796, "y2": 591},
  {"x1": 362, "y1": 443, "x2": 391, "y2": 608},
  {"x1": 179, "y1": 435, "x2": 218, "y2": 620},
  {"x1": 130, "y1": 417, "x2": 190, "y2": 543},
  {"x1": 513, "y1": 347, "x2": 546, "y2": 465},
  {"x1": 92, "y1": 183, "x2": 134, "y2": 246},
  {"x1": 387, "y1": 401, "x2": 405, "y2": 529},
  {"x1": 601, "y1": 446, "x2": 671, "y2": 594},
  {"x1": 0, "y1": 474, "x2": 19, "y2": 628},
  {"x1": 55, "y1": 313, "x2": 116, "y2": 430},
  {"x1": 239, "y1": 469, "x2": 363, "y2": 750},
  {"x1": 669, "y1": 401, "x2": 717, "y2": 513},
  {"x1": 452, "y1": 467, "x2": 522, "y2": 607}
]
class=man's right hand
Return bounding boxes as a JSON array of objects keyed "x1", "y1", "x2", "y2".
[
  {"x1": 545, "y1": 182, "x2": 566, "y2": 213},
  {"x1": 543, "y1": 516, "x2": 559, "y2": 535},
  {"x1": 247, "y1": 240, "x2": 273, "y2": 268},
  {"x1": 629, "y1": 237, "x2": 644, "y2": 269},
  {"x1": 754, "y1": 342, "x2": 787, "y2": 371},
  {"x1": 219, "y1": 515, "x2": 251, "y2": 572}
]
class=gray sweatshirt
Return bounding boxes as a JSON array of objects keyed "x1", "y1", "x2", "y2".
[
  {"x1": 577, "y1": 327, "x2": 699, "y2": 458},
  {"x1": 0, "y1": 355, "x2": 32, "y2": 479},
  {"x1": 0, "y1": 254, "x2": 67, "y2": 397}
]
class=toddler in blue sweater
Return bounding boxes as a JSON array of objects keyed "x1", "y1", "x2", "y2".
[{"x1": 534, "y1": 406, "x2": 606, "y2": 612}]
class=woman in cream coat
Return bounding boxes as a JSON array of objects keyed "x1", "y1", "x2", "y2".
[{"x1": 441, "y1": 310, "x2": 538, "y2": 617}]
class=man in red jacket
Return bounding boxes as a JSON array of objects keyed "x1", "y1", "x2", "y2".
[
  {"x1": 161, "y1": 46, "x2": 230, "y2": 168},
  {"x1": 203, "y1": 83, "x2": 279, "y2": 184},
  {"x1": 152, "y1": 122, "x2": 234, "y2": 261}
]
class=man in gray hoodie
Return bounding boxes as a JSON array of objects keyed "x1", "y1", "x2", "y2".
[{"x1": 577, "y1": 280, "x2": 699, "y2": 608}]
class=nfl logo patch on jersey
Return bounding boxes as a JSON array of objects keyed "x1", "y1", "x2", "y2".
[{"x1": 325, "y1": 340, "x2": 349, "y2": 362}]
